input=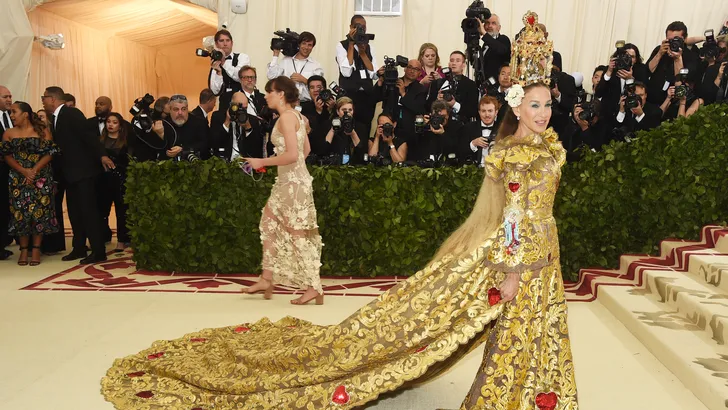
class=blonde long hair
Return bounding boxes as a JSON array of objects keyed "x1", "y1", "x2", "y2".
[{"x1": 431, "y1": 82, "x2": 549, "y2": 262}]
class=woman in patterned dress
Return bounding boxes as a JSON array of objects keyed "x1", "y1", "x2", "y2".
[
  {"x1": 243, "y1": 75, "x2": 324, "y2": 306},
  {"x1": 101, "y1": 12, "x2": 577, "y2": 410},
  {"x1": 0, "y1": 102, "x2": 59, "y2": 266}
]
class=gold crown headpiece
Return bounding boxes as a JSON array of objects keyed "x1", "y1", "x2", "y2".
[{"x1": 509, "y1": 11, "x2": 554, "y2": 87}]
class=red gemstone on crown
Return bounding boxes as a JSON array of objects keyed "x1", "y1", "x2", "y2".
[
  {"x1": 536, "y1": 392, "x2": 558, "y2": 410},
  {"x1": 508, "y1": 182, "x2": 520, "y2": 192},
  {"x1": 146, "y1": 352, "x2": 164, "y2": 360},
  {"x1": 126, "y1": 371, "x2": 146, "y2": 378},
  {"x1": 527, "y1": 15, "x2": 536, "y2": 25},
  {"x1": 136, "y1": 391, "x2": 154, "y2": 399},
  {"x1": 331, "y1": 385, "x2": 351, "y2": 405},
  {"x1": 487, "y1": 287, "x2": 502, "y2": 306},
  {"x1": 234, "y1": 326, "x2": 250, "y2": 333}
]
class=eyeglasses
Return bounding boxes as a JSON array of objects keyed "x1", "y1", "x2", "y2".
[
  {"x1": 41, "y1": 95, "x2": 51, "y2": 100},
  {"x1": 170, "y1": 94, "x2": 188, "y2": 102},
  {"x1": 241, "y1": 76, "x2": 257, "y2": 81}
]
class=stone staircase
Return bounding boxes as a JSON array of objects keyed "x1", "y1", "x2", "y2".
[{"x1": 566, "y1": 226, "x2": 728, "y2": 410}]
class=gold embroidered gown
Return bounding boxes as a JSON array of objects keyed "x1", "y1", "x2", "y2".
[
  {"x1": 259, "y1": 110, "x2": 323, "y2": 294},
  {"x1": 101, "y1": 128, "x2": 578, "y2": 410}
]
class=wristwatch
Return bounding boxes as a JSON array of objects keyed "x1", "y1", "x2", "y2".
[{"x1": 389, "y1": 144, "x2": 395, "y2": 150}]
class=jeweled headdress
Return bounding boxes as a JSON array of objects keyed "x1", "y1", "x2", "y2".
[{"x1": 505, "y1": 11, "x2": 554, "y2": 108}]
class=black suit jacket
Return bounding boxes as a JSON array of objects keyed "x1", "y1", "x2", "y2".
[
  {"x1": 51, "y1": 105, "x2": 106, "y2": 183},
  {"x1": 374, "y1": 79, "x2": 427, "y2": 141},
  {"x1": 480, "y1": 34, "x2": 511, "y2": 80},
  {"x1": 190, "y1": 106, "x2": 207, "y2": 120},
  {"x1": 170, "y1": 114, "x2": 210, "y2": 159},
  {"x1": 86, "y1": 116, "x2": 105, "y2": 137},
  {"x1": 550, "y1": 72, "x2": 578, "y2": 134},
  {"x1": 209, "y1": 110, "x2": 267, "y2": 159},
  {"x1": 459, "y1": 120, "x2": 499, "y2": 162},
  {"x1": 409, "y1": 119, "x2": 464, "y2": 161},
  {"x1": 300, "y1": 101, "x2": 333, "y2": 156},
  {"x1": 616, "y1": 102, "x2": 662, "y2": 133},
  {"x1": 426, "y1": 76, "x2": 479, "y2": 122}
]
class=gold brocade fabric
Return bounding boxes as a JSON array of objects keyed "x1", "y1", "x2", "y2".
[
  {"x1": 100, "y1": 128, "x2": 577, "y2": 410},
  {"x1": 260, "y1": 110, "x2": 323, "y2": 293}
]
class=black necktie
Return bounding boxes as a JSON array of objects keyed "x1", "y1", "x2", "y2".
[
  {"x1": 98, "y1": 117, "x2": 106, "y2": 123},
  {"x1": 2, "y1": 112, "x2": 9, "y2": 129},
  {"x1": 481, "y1": 125, "x2": 493, "y2": 130},
  {"x1": 49, "y1": 114, "x2": 56, "y2": 132}
]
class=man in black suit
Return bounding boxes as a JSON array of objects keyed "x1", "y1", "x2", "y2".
[
  {"x1": 460, "y1": 96, "x2": 500, "y2": 165},
  {"x1": 42, "y1": 86, "x2": 115, "y2": 264},
  {"x1": 0, "y1": 85, "x2": 14, "y2": 260},
  {"x1": 615, "y1": 81, "x2": 662, "y2": 134},
  {"x1": 86, "y1": 96, "x2": 112, "y2": 137},
  {"x1": 210, "y1": 92, "x2": 267, "y2": 160},
  {"x1": 426, "y1": 51, "x2": 479, "y2": 122},
  {"x1": 549, "y1": 69, "x2": 578, "y2": 135},
  {"x1": 191, "y1": 88, "x2": 216, "y2": 122},
  {"x1": 645, "y1": 21, "x2": 700, "y2": 105},
  {"x1": 477, "y1": 14, "x2": 511, "y2": 80},
  {"x1": 374, "y1": 59, "x2": 427, "y2": 144}
]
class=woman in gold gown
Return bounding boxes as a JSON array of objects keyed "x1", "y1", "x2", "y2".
[{"x1": 101, "y1": 12, "x2": 577, "y2": 410}]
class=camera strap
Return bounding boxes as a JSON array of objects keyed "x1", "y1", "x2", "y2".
[
  {"x1": 220, "y1": 53, "x2": 241, "y2": 88},
  {"x1": 292, "y1": 58, "x2": 308, "y2": 74}
]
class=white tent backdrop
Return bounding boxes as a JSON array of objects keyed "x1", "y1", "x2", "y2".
[{"x1": 218, "y1": 0, "x2": 728, "y2": 93}]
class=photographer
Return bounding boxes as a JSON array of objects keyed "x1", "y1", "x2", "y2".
[
  {"x1": 208, "y1": 29, "x2": 251, "y2": 112},
  {"x1": 596, "y1": 44, "x2": 648, "y2": 127},
  {"x1": 267, "y1": 31, "x2": 324, "y2": 103},
  {"x1": 714, "y1": 61, "x2": 728, "y2": 103},
  {"x1": 615, "y1": 81, "x2": 662, "y2": 135},
  {"x1": 374, "y1": 58, "x2": 427, "y2": 143},
  {"x1": 322, "y1": 97, "x2": 368, "y2": 163},
  {"x1": 548, "y1": 67, "x2": 578, "y2": 135},
  {"x1": 426, "y1": 51, "x2": 479, "y2": 122},
  {"x1": 129, "y1": 96, "x2": 175, "y2": 162},
  {"x1": 336, "y1": 15, "x2": 378, "y2": 139},
  {"x1": 476, "y1": 14, "x2": 511, "y2": 80},
  {"x1": 562, "y1": 99, "x2": 609, "y2": 161},
  {"x1": 154, "y1": 94, "x2": 210, "y2": 160},
  {"x1": 411, "y1": 101, "x2": 463, "y2": 161},
  {"x1": 660, "y1": 71, "x2": 701, "y2": 120},
  {"x1": 646, "y1": 22, "x2": 700, "y2": 105},
  {"x1": 368, "y1": 113, "x2": 407, "y2": 163},
  {"x1": 210, "y1": 92, "x2": 266, "y2": 160},
  {"x1": 301, "y1": 76, "x2": 336, "y2": 156},
  {"x1": 460, "y1": 96, "x2": 500, "y2": 166}
]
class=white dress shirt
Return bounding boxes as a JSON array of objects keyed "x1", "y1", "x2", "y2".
[
  {"x1": 439, "y1": 80, "x2": 462, "y2": 115},
  {"x1": 242, "y1": 90, "x2": 258, "y2": 116},
  {"x1": 469, "y1": 121, "x2": 495, "y2": 166},
  {"x1": 209, "y1": 52, "x2": 252, "y2": 95},
  {"x1": 603, "y1": 73, "x2": 627, "y2": 93},
  {"x1": 335, "y1": 42, "x2": 379, "y2": 87},
  {"x1": 52, "y1": 104, "x2": 63, "y2": 128},
  {"x1": 616, "y1": 110, "x2": 645, "y2": 123},
  {"x1": 267, "y1": 54, "x2": 324, "y2": 102},
  {"x1": 221, "y1": 122, "x2": 253, "y2": 160},
  {"x1": 0, "y1": 110, "x2": 13, "y2": 131}
]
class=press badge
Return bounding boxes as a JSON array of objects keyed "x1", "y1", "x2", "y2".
[
  {"x1": 662, "y1": 81, "x2": 670, "y2": 91},
  {"x1": 359, "y1": 70, "x2": 367, "y2": 79}
]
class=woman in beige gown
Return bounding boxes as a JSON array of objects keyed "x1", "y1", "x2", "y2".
[
  {"x1": 242, "y1": 76, "x2": 324, "y2": 305},
  {"x1": 101, "y1": 12, "x2": 577, "y2": 409}
]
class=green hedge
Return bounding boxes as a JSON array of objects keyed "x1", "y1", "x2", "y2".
[{"x1": 127, "y1": 105, "x2": 728, "y2": 280}]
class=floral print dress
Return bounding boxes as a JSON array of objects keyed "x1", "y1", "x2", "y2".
[{"x1": 0, "y1": 137, "x2": 59, "y2": 236}]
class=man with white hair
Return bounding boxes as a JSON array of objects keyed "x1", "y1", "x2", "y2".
[
  {"x1": 152, "y1": 94, "x2": 210, "y2": 160},
  {"x1": 477, "y1": 13, "x2": 511, "y2": 80}
]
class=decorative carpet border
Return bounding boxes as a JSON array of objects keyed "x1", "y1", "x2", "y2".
[{"x1": 23, "y1": 226, "x2": 727, "y2": 302}]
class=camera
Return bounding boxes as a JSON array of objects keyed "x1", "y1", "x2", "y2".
[
  {"x1": 130, "y1": 93, "x2": 154, "y2": 117},
  {"x1": 318, "y1": 81, "x2": 346, "y2": 103},
  {"x1": 383, "y1": 55, "x2": 409, "y2": 90},
  {"x1": 440, "y1": 67, "x2": 458, "y2": 101},
  {"x1": 195, "y1": 48, "x2": 224, "y2": 62},
  {"x1": 623, "y1": 79, "x2": 640, "y2": 110},
  {"x1": 130, "y1": 94, "x2": 165, "y2": 132},
  {"x1": 414, "y1": 115, "x2": 426, "y2": 134},
  {"x1": 381, "y1": 122, "x2": 394, "y2": 137},
  {"x1": 271, "y1": 28, "x2": 300, "y2": 58},
  {"x1": 429, "y1": 113, "x2": 445, "y2": 130},
  {"x1": 577, "y1": 92, "x2": 597, "y2": 122},
  {"x1": 352, "y1": 23, "x2": 375, "y2": 45},
  {"x1": 332, "y1": 112, "x2": 354, "y2": 134},
  {"x1": 669, "y1": 36, "x2": 684, "y2": 53},
  {"x1": 482, "y1": 76, "x2": 504, "y2": 103},
  {"x1": 700, "y1": 29, "x2": 719, "y2": 60},
  {"x1": 674, "y1": 68, "x2": 690, "y2": 98},
  {"x1": 549, "y1": 71, "x2": 560, "y2": 89},
  {"x1": 614, "y1": 41, "x2": 633, "y2": 72},
  {"x1": 228, "y1": 102, "x2": 248, "y2": 124},
  {"x1": 180, "y1": 149, "x2": 200, "y2": 163},
  {"x1": 461, "y1": 1, "x2": 491, "y2": 39}
]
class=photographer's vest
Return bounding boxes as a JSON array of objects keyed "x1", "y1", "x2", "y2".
[
  {"x1": 212, "y1": 53, "x2": 243, "y2": 112},
  {"x1": 338, "y1": 40, "x2": 374, "y2": 94}
]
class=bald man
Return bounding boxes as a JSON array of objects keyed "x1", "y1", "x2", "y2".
[
  {"x1": 87, "y1": 96, "x2": 113, "y2": 137},
  {"x1": 374, "y1": 58, "x2": 427, "y2": 143},
  {"x1": 0, "y1": 85, "x2": 12, "y2": 259},
  {"x1": 477, "y1": 14, "x2": 511, "y2": 80}
]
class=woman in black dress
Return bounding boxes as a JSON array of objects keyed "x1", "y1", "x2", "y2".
[
  {"x1": 97, "y1": 112, "x2": 131, "y2": 252},
  {"x1": 0, "y1": 102, "x2": 59, "y2": 265}
]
